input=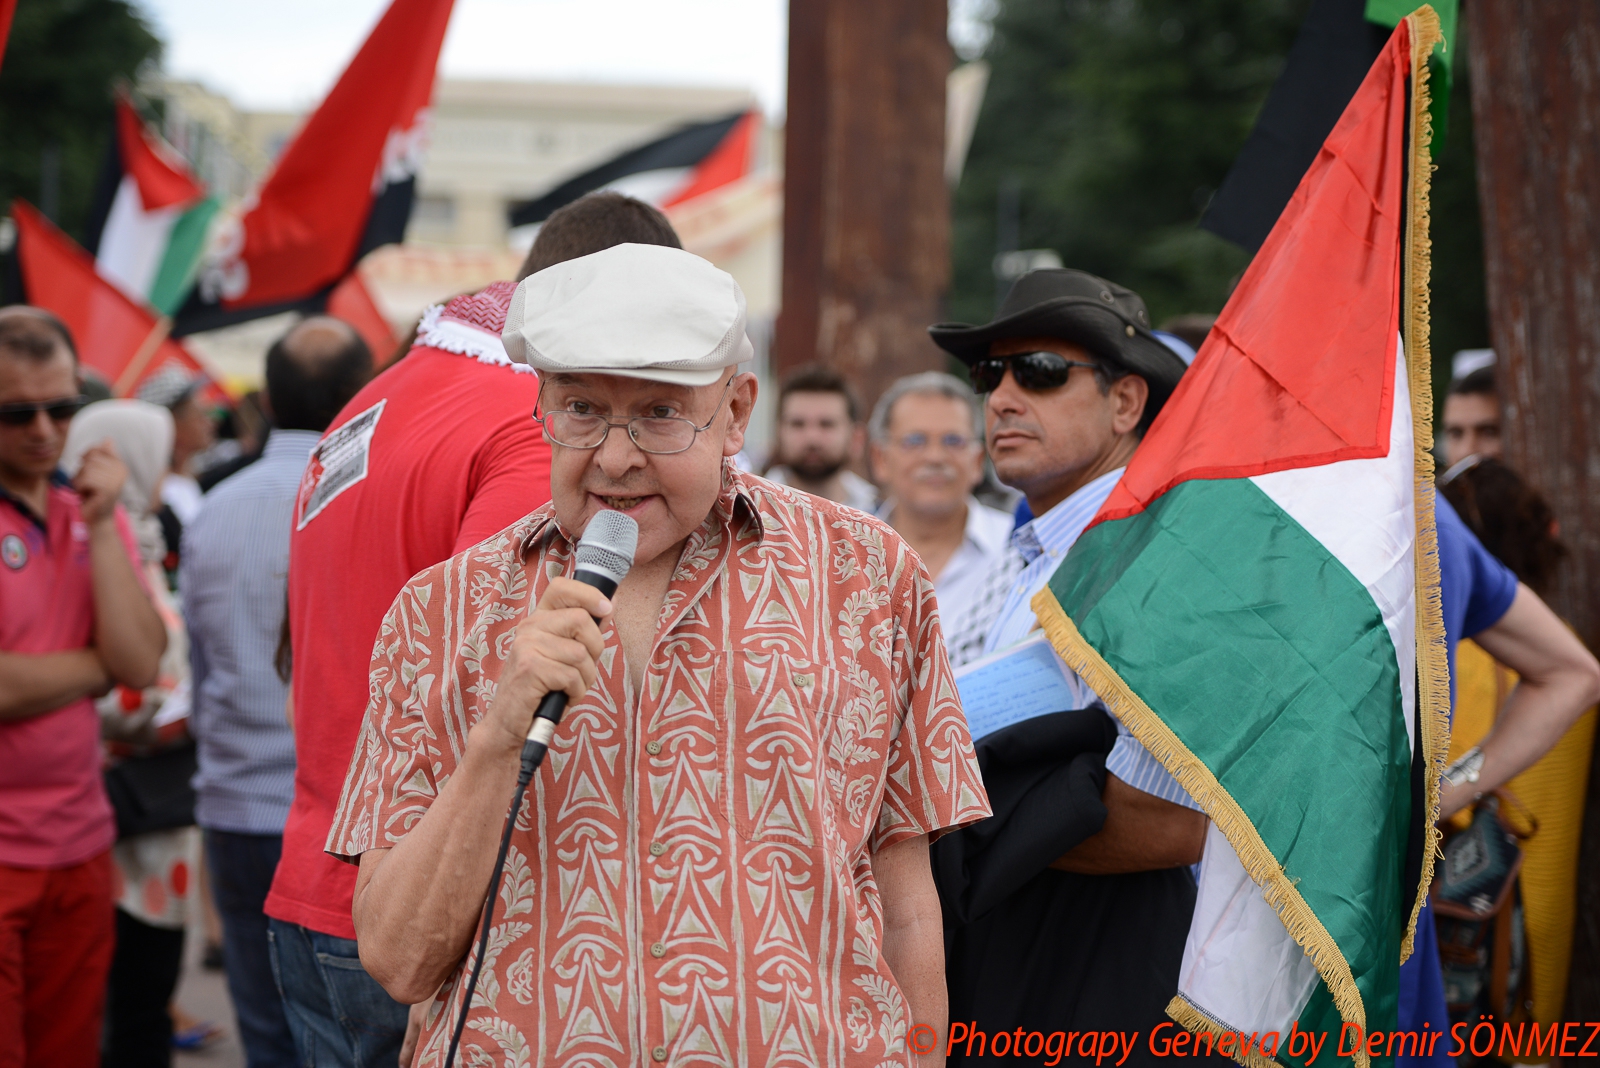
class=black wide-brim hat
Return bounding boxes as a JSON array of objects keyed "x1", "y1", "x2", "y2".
[{"x1": 929, "y1": 268, "x2": 1188, "y2": 409}]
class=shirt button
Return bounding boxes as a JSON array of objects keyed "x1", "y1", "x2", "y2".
[
  {"x1": 650, "y1": 942, "x2": 666, "y2": 957},
  {"x1": 652, "y1": 1047, "x2": 668, "y2": 1061},
  {"x1": 649, "y1": 841, "x2": 666, "y2": 856},
  {"x1": 645, "y1": 740, "x2": 662, "y2": 755}
]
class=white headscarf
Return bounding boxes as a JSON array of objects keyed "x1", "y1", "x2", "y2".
[{"x1": 62, "y1": 400, "x2": 174, "y2": 564}]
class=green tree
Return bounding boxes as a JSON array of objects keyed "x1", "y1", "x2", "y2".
[
  {"x1": 951, "y1": 0, "x2": 1311, "y2": 327},
  {"x1": 950, "y1": 0, "x2": 1491, "y2": 400},
  {"x1": 0, "y1": 0, "x2": 162, "y2": 241},
  {"x1": 1426, "y1": 23, "x2": 1490, "y2": 397}
]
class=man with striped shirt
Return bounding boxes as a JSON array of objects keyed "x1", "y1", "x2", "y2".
[
  {"x1": 929, "y1": 269, "x2": 1225, "y2": 1061},
  {"x1": 182, "y1": 318, "x2": 372, "y2": 1068}
]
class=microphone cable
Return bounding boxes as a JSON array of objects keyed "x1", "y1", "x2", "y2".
[
  {"x1": 442, "y1": 510, "x2": 638, "y2": 1068},
  {"x1": 442, "y1": 726, "x2": 550, "y2": 1068}
]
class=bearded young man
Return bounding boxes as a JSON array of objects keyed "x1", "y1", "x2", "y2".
[
  {"x1": 764, "y1": 364, "x2": 878, "y2": 513},
  {"x1": 329, "y1": 244, "x2": 990, "y2": 1068}
]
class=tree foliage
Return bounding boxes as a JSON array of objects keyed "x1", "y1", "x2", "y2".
[
  {"x1": 1426, "y1": 26, "x2": 1490, "y2": 394},
  {"x1": 951, "y1": 0, "x2": 1312, "y2": 326},
  {"x1": 0, "y1": 0, "x2": 162, "y2": 241}
]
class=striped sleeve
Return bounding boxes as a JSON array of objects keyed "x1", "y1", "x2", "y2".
[{"x1": 1104, "y1": 725, "x2": 1205, "y2": 811}]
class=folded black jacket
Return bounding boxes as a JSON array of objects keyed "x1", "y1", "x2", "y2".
[{"x1": 933, "y1": 708, "x2": 1221, "y2": 1068}]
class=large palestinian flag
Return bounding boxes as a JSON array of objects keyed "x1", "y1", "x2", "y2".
[{"x1": 1033, "y1": 10, "x2": 1444, "y2": 1066}]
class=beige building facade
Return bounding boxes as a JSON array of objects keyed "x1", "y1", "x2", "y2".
[
  {"x1": 414, "y1": 79, "x2": 756, "y2": 248},
  {"x1": 151, "y1": 77, "x2": 757, "y2": 250},
  {"x1": 156, "y1": 75, "x2": 781, "y2": 448}
]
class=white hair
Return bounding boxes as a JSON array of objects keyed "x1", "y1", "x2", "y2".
[{"x1": 868, "y1": 371, "x2": 984, "y2": 443}]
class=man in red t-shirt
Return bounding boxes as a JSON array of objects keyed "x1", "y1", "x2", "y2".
[
  {"x1": 267, "y1": 194, "x2": 684, "y2": 1067},
  {"x1": 0, "y1": 307, "x2": 166, "y2": 1068}
]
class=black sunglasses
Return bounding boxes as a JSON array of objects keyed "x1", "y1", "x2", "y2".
[
  {"x1": 969, "y1": 351, "x2": 1099, "y2": 394},
  {"x1": 0, "y1": 395, "x2": 88, "y2": 428}
]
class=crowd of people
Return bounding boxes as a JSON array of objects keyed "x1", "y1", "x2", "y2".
[{"x1": 1, "y1": 189, "x2": 1596, "y2": 1068}]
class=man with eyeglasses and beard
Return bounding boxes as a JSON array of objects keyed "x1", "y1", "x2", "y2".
[
  {"x1": 927, "y1": 271, "x2": 1223, "y2": 1066},
  {"x1": 0, "y1": 306, "x2": 166, "y2": 1067}
]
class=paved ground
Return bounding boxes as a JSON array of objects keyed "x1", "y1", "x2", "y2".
[{"x1": 173, "y1": 910, "x2": 244, "y2": 1068}]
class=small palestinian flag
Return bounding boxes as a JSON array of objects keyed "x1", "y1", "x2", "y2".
[
  {"x1": 1033, "y1": 9, "x2": 1445, "y2": 1067},
  {"x1": 507, "y1": 109, "x2": 760, "y2": 228},
  {"x1": 13, "y1": 199, "x2": 211, "y2": 396},
  {"x1": 84, "y1": 94, "x2": 219, "y2": 316}
]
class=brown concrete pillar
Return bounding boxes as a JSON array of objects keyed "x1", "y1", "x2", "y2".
[
  {"x1": 1466, "y1": 0, "x2": 1600, "y2": 1019},
  {"x1": 776, "y1": 0, "x2": 952, "y2": 413}
]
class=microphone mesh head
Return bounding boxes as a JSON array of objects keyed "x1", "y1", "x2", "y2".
[{"x1": 574, "y1": 510, "x2": 639, "y2": 585}]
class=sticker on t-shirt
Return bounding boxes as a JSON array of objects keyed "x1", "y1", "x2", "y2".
[
  {"x1": 296, "y1": 399, "x2": 386, "y2": 530},
  {"x1": 1, "y1": 533, "x2": 26, "y2": 570}
]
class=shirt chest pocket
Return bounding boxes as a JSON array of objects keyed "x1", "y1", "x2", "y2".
[{"x1": 716, "y1": 655, "x2": 890, "y2": 846}]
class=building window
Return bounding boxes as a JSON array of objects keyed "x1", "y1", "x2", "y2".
[{"x1": 411, "y1": 194, "x2": 457, "y2": 232}]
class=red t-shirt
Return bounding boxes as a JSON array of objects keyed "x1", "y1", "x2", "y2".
[
  {"x1": 0, "y1": 478, "x2": 143, "y2": 869},
  {"x1": 267, "y1": 283, "x2": 552, "y2": 939}
]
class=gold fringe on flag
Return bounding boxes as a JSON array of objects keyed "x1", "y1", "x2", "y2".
[
  {"x1": 1400, "y1": 3, "x2": 1449, "y2": 964},
  {"x1": 1168, "y1": 995, "x2": 1284, "y2": 1068},
  {"x1": 1031, "y1": 6, "x2": 1446, "y2": 1065},
  {"x1": 1032, "y1": 591, "x2": 1371, "y2": 1068}
]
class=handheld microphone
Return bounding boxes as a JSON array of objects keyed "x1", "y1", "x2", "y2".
[
  {"x1": 521, "y1": 509, "x2": 639, "y2": 763},
  {"x1": 445, "y1": 509, "x2": 638, "y2": 1068}
]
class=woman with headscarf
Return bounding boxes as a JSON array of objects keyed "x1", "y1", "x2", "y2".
[{"x1": 63, "y1": 401, "x2": 218, "y2": 1065}]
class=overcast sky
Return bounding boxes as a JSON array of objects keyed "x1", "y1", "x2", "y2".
[
  {"x1": 135, "y1": 0, "x2": 791, "y2": 115},
  {"x1": 134, "y1": 0, "x2": 993, "y2": 119}
]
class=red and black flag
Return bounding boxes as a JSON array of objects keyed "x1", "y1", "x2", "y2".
[{"x1": 173, "y1": 0, "x2": 455, "y2": 335}]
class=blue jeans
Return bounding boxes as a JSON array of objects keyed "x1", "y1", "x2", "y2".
[
  {"x1": 1397, "y1": 896, "x2": 1457, "y2": 1068},
  {"x1": 205, "y1": 831, "x2": 298, "y2": 1068},
  {"x1": 267, "y1": 918, "x2": 408, "y2": 1068}
]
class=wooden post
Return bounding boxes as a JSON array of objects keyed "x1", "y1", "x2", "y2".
[
  {"x1": 1466, "y1": 0, "x2": 1600, "y2": 1019},
  {"x1": 776, "y1": 0, "x2": 952, "y2": 414}
]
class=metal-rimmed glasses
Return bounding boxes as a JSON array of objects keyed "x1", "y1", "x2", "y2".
[
  {"x1": 535, "y1": 376, "x2": 735, "y2": 455},
  {"x1": 887, "y1": 432, "x2": 977, "y2": 453}
]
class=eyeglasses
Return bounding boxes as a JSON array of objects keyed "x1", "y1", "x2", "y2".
[
  {"x1": 969, "y1": 352, "x2": 1099, "y2": 394},
  {"x1": 0, "y1": 395, "x2": 88, "y2": 428},
  {"x1": 536, "y1": 377, "x2": 734, "y2": 455},
  {"x1": 890, "y1": 432, "x2": 976, "y2": 453}
]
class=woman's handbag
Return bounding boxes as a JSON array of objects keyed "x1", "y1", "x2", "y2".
[
  {"x1": 102, "y1": 740, "x2": 198, "y2": 840},
  {"x1": 1432, "y1": 790, "x2": 1537, "y2": 1021}
]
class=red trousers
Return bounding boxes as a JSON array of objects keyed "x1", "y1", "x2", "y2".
[{"x1": 0, "y1": 851, "x2": 115, "y2": 1068}]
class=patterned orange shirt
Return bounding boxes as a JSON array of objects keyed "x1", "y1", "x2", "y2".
[{"x1": 328, "y1": 463, "x2": 991, "y2": 1068}]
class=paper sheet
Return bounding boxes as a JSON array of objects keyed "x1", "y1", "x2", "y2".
[{"x1": 953, "y1": 632, "x2": 1091, "y2": 740}]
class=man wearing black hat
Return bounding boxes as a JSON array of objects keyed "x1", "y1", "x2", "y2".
[{"x1": 928, "y1": 269, "x2": 1219, "y2": 1065}]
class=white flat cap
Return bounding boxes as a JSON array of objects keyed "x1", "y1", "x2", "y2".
[{"x1": 501, "y1": 243, "x2": 754, "y2": 387}]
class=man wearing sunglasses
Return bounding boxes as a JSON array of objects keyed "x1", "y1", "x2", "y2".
[
  {"x1": 0, "y1": 306, "x2": 166, "y2": 1067},
  {"x1": 328, "y1": 243, "x2": 990, "y2": 1068},
  {"x1": 927, "y1": 270, "x2": 1225, "y2": 1062}
]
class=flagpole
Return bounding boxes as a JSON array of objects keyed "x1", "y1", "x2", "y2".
[{"x1": 113, "y1": 316, "x2": 174, "y2": 397}]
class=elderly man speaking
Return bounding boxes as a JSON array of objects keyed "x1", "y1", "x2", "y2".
[{"x1": 328, "y1": 244, "x2": 990, "y2": 1068}]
